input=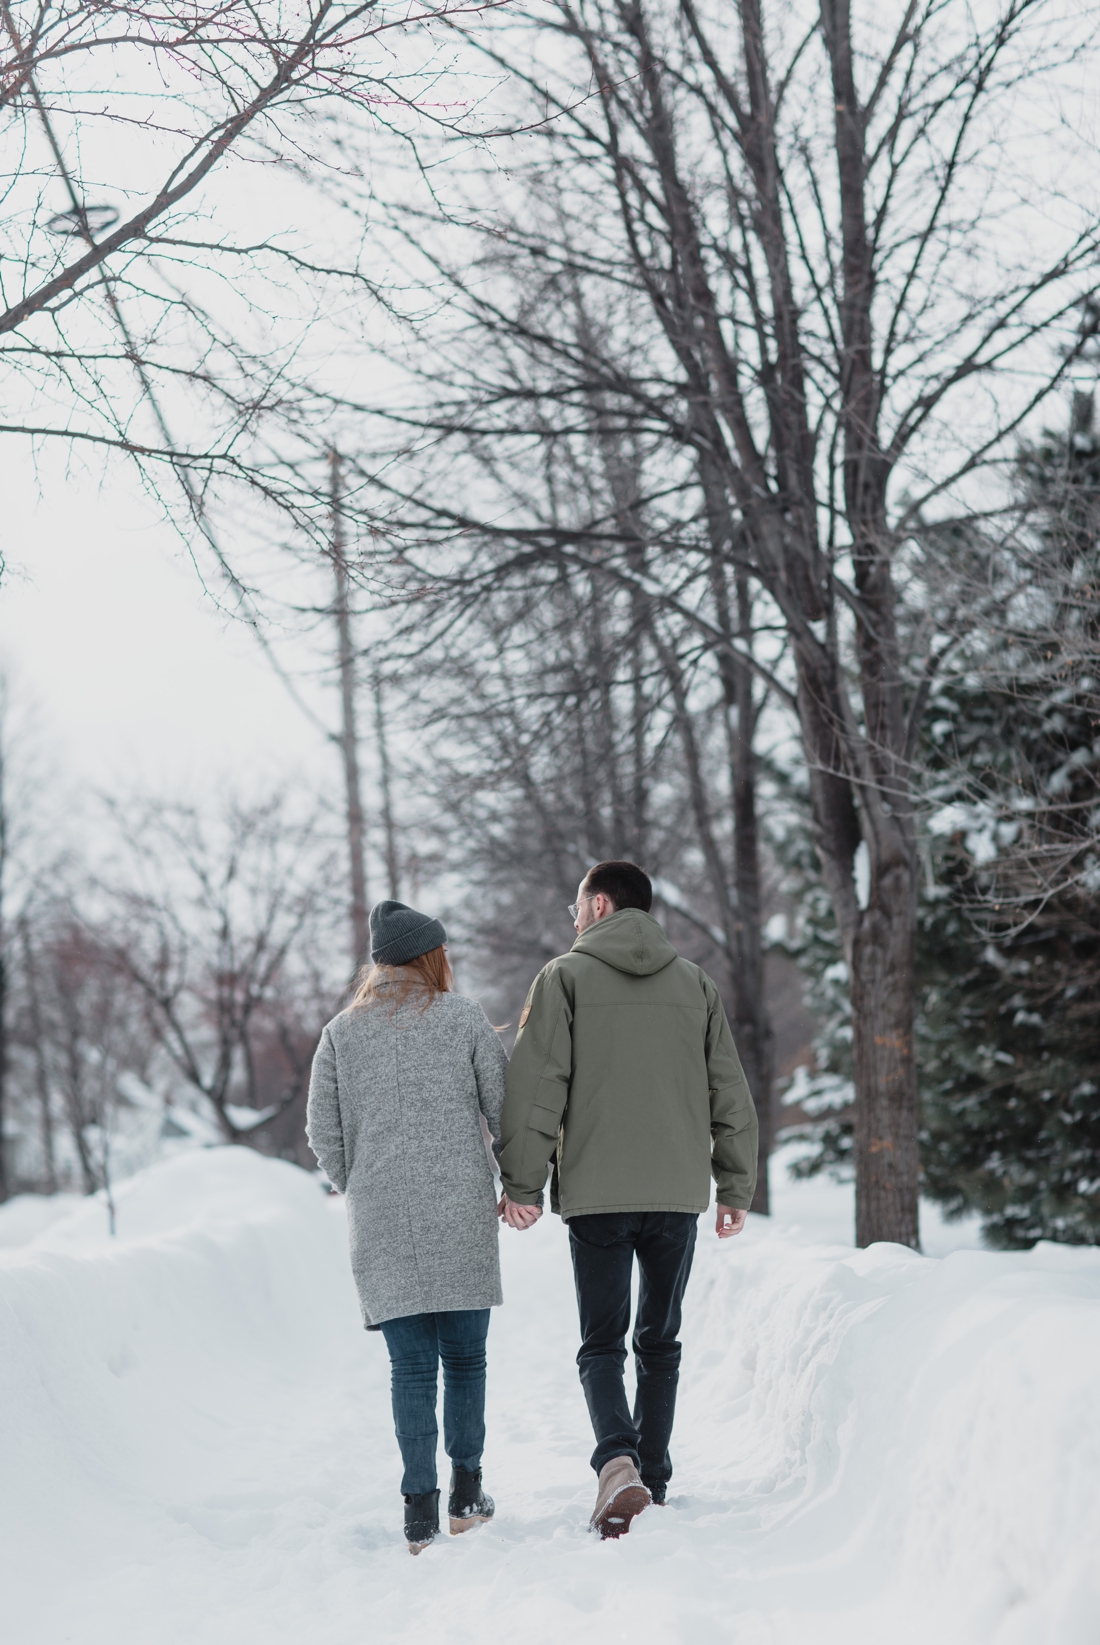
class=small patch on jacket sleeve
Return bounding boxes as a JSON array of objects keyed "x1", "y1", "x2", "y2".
[{"x1": 519, "y1": 1001, "x2": 532, "y2": 1029}]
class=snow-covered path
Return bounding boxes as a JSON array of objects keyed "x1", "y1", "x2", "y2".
[{"x1": 3, "y1": 1149, "x2": 1099, "y2": 1645}]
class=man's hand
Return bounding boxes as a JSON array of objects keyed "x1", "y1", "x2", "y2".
[
  {"x1": 716, "y1": 1204, "x2": 747, "y2": 1239},
  {"x1": 498, "y1": 1192, "x2": 543, "y2": 1231}
]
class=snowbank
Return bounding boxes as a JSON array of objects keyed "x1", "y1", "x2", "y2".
[
  {"x1": 2, "y1": 1149, "x2": 1097, "y2": 1644},
  {"x1": 0, "y1": 1191, "x2": 83, "y2": 1247}
]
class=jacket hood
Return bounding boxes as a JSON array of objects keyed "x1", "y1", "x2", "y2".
[{"x1": 570, "y1": 908, "x2": 678, "y2": 977}]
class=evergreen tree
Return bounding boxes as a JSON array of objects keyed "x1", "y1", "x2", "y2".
[
  {"x1": 917, "y1": 390, "x2": 1100, "y2": 1246},
  {"x1": 785, "y1": 390, "x2": 1100, "y2": 1247}
]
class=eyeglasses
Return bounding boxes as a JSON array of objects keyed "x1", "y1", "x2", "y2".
[{"x1": 568, "y1": 893, "x2": 596, "y2": 920}]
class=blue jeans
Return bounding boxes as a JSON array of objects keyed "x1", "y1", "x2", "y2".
[{"x1": 378, "y1": 1309, "x2": 490, "y2": 1496}]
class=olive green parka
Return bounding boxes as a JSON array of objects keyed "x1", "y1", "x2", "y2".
[{"x1": 497, "y1": 909, "x2": 758, "y2": 1218}]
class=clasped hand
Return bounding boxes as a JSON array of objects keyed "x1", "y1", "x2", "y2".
[{"x1": 497, "y1": 1193, "x2": 543, "y2": 1230}]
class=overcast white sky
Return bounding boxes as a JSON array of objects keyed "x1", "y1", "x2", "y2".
[{"x1": 0, "y1": 442, "x2": 336, "y2": 804}]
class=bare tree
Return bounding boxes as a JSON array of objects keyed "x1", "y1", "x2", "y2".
[
  {"x1": 18, "y1": 909, "x2": 57, "y2": 1192},
  {"x1": 335, "y1": 266, "x2": 784, "y2": 1197},
  {"x1": 0, "y1": 0, "x2": 511, "y2": 601},
  {"x1": 385, "y1": 496, "x2": 791, "y2": 1203},
  {"x1": 347, "y1": 0, "x2": 1100, "y2": 1245},
  {"x1": 103, "y1": 790, "x2": 340, "y2": 1143},
  {"x1": 35, "y1": 915, "x2": 153, "y2": 1225}
]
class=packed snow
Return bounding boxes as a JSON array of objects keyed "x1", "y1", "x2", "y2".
[{"x1": 2, "y1": 1146, "x2": 1098, "y2": 1645}]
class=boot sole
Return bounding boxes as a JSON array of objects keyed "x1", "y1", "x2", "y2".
[
  {"x1": 407, "y1": 1539, "x2": 433, "y2": 1555},
  {"x1": 592, "y1": 1483, "x2": 651, "y2": 1539},
  {"x1": 449, "y1": 1514, "x2": 492, "y2": 1535}
]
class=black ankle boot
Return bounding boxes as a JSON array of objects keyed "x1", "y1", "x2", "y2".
[
  {"x1": 447, "y1": 1465, "x2": 495, "y2": 1534},
  {"x1": 403, "y1": 1489, "x2": 440, "y2": 1553}
]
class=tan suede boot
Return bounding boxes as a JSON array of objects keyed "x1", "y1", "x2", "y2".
[{"x1": 589, "y1": 1456, "x2": 651, "y2": 1539}]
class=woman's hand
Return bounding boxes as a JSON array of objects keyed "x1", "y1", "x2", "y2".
[{"x1": 498, "y1": 1192, "x2": 543, "y2": 1230}]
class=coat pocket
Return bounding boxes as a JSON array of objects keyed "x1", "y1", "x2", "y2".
[
  {"x1": 529, "y1": 1102, "x2": 563, "y2": 1139},
  {"x1": 710, "y1": 1088, "x2": 755, "y2": 1131}
]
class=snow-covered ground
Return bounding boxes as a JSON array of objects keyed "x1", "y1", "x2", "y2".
[
  {"x1": 0, "y1": 1191, "x2": 83, "y2": 1248},
  {"x1": 2, "y1": 1147, "x2": 1098, "y2": 1645}
]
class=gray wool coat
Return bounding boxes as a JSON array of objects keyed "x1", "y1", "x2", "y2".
[{"x1": 306, "y1": 989, "x2": 508, "y2": 1328}]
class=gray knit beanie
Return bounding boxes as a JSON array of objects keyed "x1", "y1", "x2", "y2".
[{"x1": 369, "y1": 900, "x2": 447, "y2": 967}]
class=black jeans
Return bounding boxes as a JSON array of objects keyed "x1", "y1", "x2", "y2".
[
  {"x1": 378, "y1": 1309, "x2": 490, "y2": 1496},
  {"x1": 568, "y1": 1211, "x2": 698, "y2": 1488}
]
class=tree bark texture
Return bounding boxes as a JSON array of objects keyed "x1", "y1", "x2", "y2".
[
  {"x1": 709, "y1": 505, "x2": 775, "y2": 1213},
  {"x1": 851, "y1": 863, "x2": 919, "y2": 1249},
  {"x1": 731, "y1": 648, "x2": 775, "y2": 1217},
  {"x1": 703, "y1": 504, "x2": 776, "y2": 1210}
]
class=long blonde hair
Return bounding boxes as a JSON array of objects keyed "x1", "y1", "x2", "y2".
[{"x1": 351, "y1": 944, "x2": 453, "y2": 1014}]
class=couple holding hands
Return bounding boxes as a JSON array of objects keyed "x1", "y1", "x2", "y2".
[{"x1": 307, "y1": 860, "x2": 758, "y2": 1553}]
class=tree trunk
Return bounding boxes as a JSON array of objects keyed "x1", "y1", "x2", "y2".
[
  {"x1": 726, "y1": 562, "x2": 774, "y2": 1213},
  {"x1": 793, "y1": 647, "x2": 920, "y2": 1247},
  {"x1": 20, "y1": 915, "x2": 57, "y2": 1192},
  {"x1": 61, "y1": 1033, "x2": 97, "y2": 1195},
  {"x1": 653, "y1": 615, "x2": 774, "y2": 1209},
  {"x1": 818, "y1": 0, "x2": 919, "y2": 1248},
  {"x1": 700, "y1": 473, "x2": 776, "y2": 1212},
  {"x1": 850, "y1": 863, "x2": 919, "y2": 1249},
  {"x1": 0, "y1": 725, "x2": 7, "y2": 1201},
  {"x1": 373, "y1": 673, "x2": 401, "y2": 901},
  {"x1": 330, "y1": 450, "x2": 370, "y2": 967},
  {"x1": 0, "y1": 934, "x2": 8, "y2": 1201},
  {"x1": 731, "y1": 653, "x2": 774, "y2": 1215}
]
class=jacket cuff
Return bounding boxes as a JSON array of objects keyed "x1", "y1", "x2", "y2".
[{"x1": 501, "y1": 1187, "x2": 545, "y2": 1208}]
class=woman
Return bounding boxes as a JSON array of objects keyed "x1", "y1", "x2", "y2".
[{"x1": 306, "y1": 899, "x2": 508, "y2": 1553}]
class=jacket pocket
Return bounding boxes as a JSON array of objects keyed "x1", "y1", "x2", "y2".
[
  {"x1": 711, "y1": 1088, "x2": 755, "y2": 1127},
  {"x1": 529, "y1": 1102, "x2": 563, "y2": 1139}
]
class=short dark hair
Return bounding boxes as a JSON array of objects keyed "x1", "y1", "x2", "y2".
[{"x1": 582, "y1": 860, "x2": 653, "y2": 913}]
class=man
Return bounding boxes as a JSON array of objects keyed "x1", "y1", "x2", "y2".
[{"x1": 497, "y1": 860, "x2": 758, "y2": 1538}]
